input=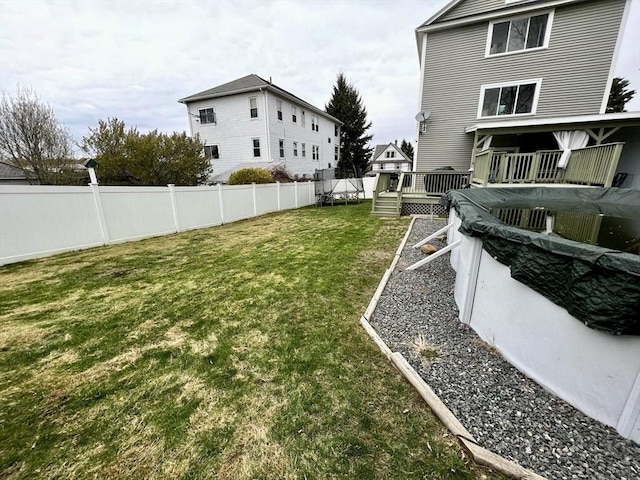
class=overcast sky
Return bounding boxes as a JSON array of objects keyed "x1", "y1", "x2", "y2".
[{"x1": 1, "y1": 0, "x2": 638, "y2": 153}]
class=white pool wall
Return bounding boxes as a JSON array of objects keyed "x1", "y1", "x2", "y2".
[{"x1": 448, "y1": 208, "x2": 640, "y2": 443}]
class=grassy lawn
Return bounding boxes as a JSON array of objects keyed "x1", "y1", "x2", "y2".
[{"x1": 1, "y1": 202, "x2": 501, "y2": 479}]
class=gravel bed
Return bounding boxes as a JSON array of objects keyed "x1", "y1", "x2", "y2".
[{"x1": 369, "y1": 217, "x2": 640, "y2": 480}]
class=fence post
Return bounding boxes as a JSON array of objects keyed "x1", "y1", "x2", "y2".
[
  {"x1": 218, "y1": 183, "x2": 225, "y2": 224},
  {"x1": 277, "y1": 181, "x2": 281, "y2": 211},
  {"x1": 89, "y1": 182, "x2": 110, "y2": 244},
  {"x1": 308, "y1": 180, "x2": 313, "y2": 205},
  {"x1": 167, "y1": 184, "x2": 180, "y2": 232},
  {"x1": 252, "y1": 183, "x2": 257, "y2": 216},
  {"x1": 294, "y1": 181, "x2": 298, "y2": 208}
]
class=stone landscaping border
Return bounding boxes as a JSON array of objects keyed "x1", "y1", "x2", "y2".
[{"x1": 360, "y1": 215, "x2": 547, "y2": 480}]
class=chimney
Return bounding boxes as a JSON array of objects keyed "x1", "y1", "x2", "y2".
[
  {"x1": 269, "y1": 76, "x2": 272, "y2": 84},
  {"x1": 394, "y1": 139, "x2": 398, "y2": 145}
]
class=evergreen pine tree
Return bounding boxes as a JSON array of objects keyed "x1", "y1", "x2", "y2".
[
  {"x1": 325, "y1": 74, "x2": 373, "y2": 176},
  {"x1": 400, "y1": 139, "x2": 414, "y2": 161},
  {"x1": 606, "y1": 77, "x2": 636, "y2": 113}
]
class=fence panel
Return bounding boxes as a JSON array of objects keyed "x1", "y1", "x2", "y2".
[
  {"x1": 100, "y1": 187, "x2": 176, "y2": 243},
  {"x1": 174, "y1": 187, "x2": 222, "y2": 230},
  {"x1": 255, "y1": 184, "x2": 279, "y2": 215},
  {"x1": 221, "y1": 185, "x2": 255, "y2": 222},
  {"x1": 0, "y1": 186, "x2": 104, "y2": 263},
  {"x1": 279, "y1": 184, "x2": 297, "y2": 210}
]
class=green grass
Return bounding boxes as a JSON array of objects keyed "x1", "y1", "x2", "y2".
[{"x1": 0, "y1": 202, "x2": 504, "y2": 479}]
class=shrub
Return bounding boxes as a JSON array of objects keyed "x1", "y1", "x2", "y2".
[
  {"x1": 227, "y1": 167, "x2": 273, "y2": 185},
  {"x1": 271, "y1": 165, "x2": 294, "y2": 183}
]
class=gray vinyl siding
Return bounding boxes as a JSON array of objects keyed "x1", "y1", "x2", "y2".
[
  {"x1": 439, "y1": 0, "x2": 507, "y2": 22},
  {"x1": 417, "y1": 0, "x2": 625, "y2": 171}
]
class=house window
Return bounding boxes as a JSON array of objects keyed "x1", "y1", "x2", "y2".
[
  {"x1": 293, "y1": 142, "x2": 298, "y2": 157},
  {"x1": 301, "y1": 143, "x2": 306, "y2": 157},
  {"x1": 292, "y1": 106, "x2": 297, "y2": 123},
  {"x1": 301, "y1": 111, "x2": 306, "y2": 127},
  {"x1": 204, "y1": 145, "x2": 219, "y2": 160},
  {"x1": 252, "y1": 138, "x2": 260, "y2": 157},
  {"x1": 199, "y1": 108, "x2": 216, "y2": 125},
  {"x1": 479, "y1": 79, "x2": 541, "y2": 118},
  {"x1": 385, "y1": 151, "x2": 396, "y2": 158},
  {"x1": 312, "y1": 145, "x2": 319, "y2": 161},
  {"x1": 276, "y1": 100, "x2": 282, "y2": 121},
  {"x1": 487, "y1": 12, "x2": 551, "y2": 56},
  {"x1": 279, "y1": 139, "x2": 285, "y2": 158},
  {"x1": 334, "y1": 146, "x2": 338, "y2": 161},
  {"x1": 311, "y1": 115, "x2": 317, "y2": 132},
  {"x1": 328, "y1": 137, "x2": 331, "y2": 143},
  {"x1": 249, "y1": 97, "x2": 258, "y2": 118},
  {"x1": 334, "y1": 125, "x2": 339, "y2": 137}
]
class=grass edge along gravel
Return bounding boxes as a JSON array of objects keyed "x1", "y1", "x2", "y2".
[{"x1": 0, "y1": 202, "x2": 505, "y2": 479}]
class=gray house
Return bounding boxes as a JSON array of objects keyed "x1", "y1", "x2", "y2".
[
  {"x1": 372, "y1": 0, "x2": 639, "y2": 216},
  {"x1": 414, "y1": 0, "x2": 638, "y2": 181}
]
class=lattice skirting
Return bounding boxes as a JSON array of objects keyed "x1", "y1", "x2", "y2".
[{"x1": 400, "y1": 203, "x2": 448, "y2": 216}]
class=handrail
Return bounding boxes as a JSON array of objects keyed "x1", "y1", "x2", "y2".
[{"x1": 399, "y1": 170, "x2": 470, "y2": 196}]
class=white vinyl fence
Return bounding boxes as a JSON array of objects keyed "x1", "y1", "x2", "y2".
[{"x1": 0, "y1": 181, "x2": 320, "y2": 265}]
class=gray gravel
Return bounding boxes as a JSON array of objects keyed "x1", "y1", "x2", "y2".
[{"x1": 369, "y1": 217, "x2": 640, "y2": 480}]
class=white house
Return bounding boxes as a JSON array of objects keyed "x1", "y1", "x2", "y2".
[
  {"x1": 369, "y1": 142, "x2": 412, "y2": 174},
  {"x1": 179, "y1": 74, "x2": 342, "y2": 182}
]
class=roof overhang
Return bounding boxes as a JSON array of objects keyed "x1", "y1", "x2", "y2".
[{"x1": 465, "y1": 111, "x2": 640, "y2": 134}]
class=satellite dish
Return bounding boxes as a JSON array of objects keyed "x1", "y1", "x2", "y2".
[{"x1": 415, "y1": 110, "x2": 431, "y2": 122}]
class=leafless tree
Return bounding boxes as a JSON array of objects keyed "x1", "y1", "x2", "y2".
[{"x1": 0, "y1": 87, "x2": 76, "y2": 184}]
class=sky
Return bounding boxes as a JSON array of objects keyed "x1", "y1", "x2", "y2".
[{"x1": 1, "y1": 0, "x2": 638, "y2": 153}]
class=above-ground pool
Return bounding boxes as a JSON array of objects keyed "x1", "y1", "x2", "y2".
[{"x1": 442, "y1": 187, "x2": 640, "y2": 443}]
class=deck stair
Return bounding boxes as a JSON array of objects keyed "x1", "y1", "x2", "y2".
[{"x1": 371, "y1": 193, "x2": 400, "y2": 217}]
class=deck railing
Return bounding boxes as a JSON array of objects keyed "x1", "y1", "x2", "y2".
[
  {"x1": 472, "y1": 143, "x2": 624, "y2": 188},
  {"x1": 399, "y1": 171, "x2": 470, "y2": 196},
  {"x1": 563, "y1": 143, "x2": 624, "y2": 187}
]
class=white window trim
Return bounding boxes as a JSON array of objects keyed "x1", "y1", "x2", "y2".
[
  {"x1": 198, "y1": 107, "x2": 216, "y2": 125},
  {"x1": 279, "y1": 138, "x2": 285, "y2": 158},
  {"x1": 204, "y1": 144, "x2": 220, "y2": 159},
  {"x1": 249, "y1": 96, "x2": 258, "y2": 119},
  {"x1": 276, "y1": 99, "x2": 283, "y2": 121},
  {"x1": 484, "y1": 9, "x2": 554, "y2": 58},
  {"x1": 252, "y1": 138, "x2": 261, "y2": 158},
  {"x1": 477, "y1": 78, "x2": 542, "y2": 119}
]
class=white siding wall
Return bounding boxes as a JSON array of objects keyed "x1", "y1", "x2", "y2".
[
  {"x1": 186, "y1": 93, "x2": 270, "y2": 178},
  {"x1": 266, "y1": 92, "x2": 340, "y2": 178}
]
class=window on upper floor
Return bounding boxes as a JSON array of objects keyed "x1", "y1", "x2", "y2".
[
  {"x1": 279, "y1": 139, "x2": 285, "y2": 158},
  {"x1": 252, "y1": 138, "x2": 260, "y2": 157},
  {"x1": 276, "y1": 100, "x2": 283, "y2": 121},
  {"x1": 249, "y1": 97, "x2": 258, "y2": 118},
  {"x1": 311, "y1": 115, "x2": 319, "y2": 132},
  {"x1": 334, "y1": 125, "x2": 339, "y2": 137},
  {"x1": 312, "y1": 145, "x2": 319, "y2": 161},
  {"x1": 301, "y1": 111, "x2": 306, "y2": 127},
  {"x1": 334, "y1": 146, "x2": 338, "y2": 161},
  {"x1": 478, "y1": 79, "x2": 541, "y2": 118},
  {"x1": 199, "y1": 108, "x2": 216, "y2": 125},
  {"x1": 487, "y1": 12, "x2": 552, "y2": 57},
  {"x1": 385, "y1": 151, "x2": 396, "y2": 158},
  {"x1": 293, "y1": 142, "x2": 298, "y2": 157},
  {"x1": 292, "y1": 106, "x2": 297, "y2": 123},
  {"x1": 301, "y1": 143, "x2": 306, "y2": 157},
  {"x1": 204, "y1": 145, "x2": 219, "y2": 160}
]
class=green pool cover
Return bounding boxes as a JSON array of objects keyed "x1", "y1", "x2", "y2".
[{"x1": 442, "y1": 187, "x2": 640, "y2": 335}]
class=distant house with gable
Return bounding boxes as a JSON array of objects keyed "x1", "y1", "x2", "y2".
[
  {"x1": 368, "y1": 142, "x2": 412, "y2": 175},
  {"x1": 179, "y1": 74, "x2": 343, "y2": 183}
]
